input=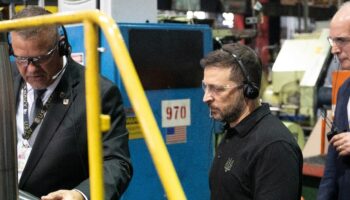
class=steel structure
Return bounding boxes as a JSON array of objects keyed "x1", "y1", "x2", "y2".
[{"x1": 0, "y1": 10, "x2": 186, "y2": 200}]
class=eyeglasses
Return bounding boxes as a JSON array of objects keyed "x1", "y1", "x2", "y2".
[
  {"x1": 327, "y1": 36, "x2": 350, "y2": 48},
  {"x1": 202, "y1": 81, "x2": 242, "y2": 96},
  {"x1": 13, "y1": 45, "x2": 58, "y2": 67}
]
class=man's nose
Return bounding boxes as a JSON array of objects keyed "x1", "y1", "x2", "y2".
[
  {"x1": 203, "y1": 90, "x2": 213, "y2": 103},
  {"x1": 331, "y1": 45, "x2": 340, "y2": 54},
  {"x1": 25, "y1": 61, "x2": 40, "y2": 72}
]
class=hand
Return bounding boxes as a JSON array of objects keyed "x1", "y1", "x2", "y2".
[
  {"x1": 41, "y1": 190, "x2": 84, "y2": 200},
  {"x1": 330, "y1": 132, "x2": 350, "y2": 156}
]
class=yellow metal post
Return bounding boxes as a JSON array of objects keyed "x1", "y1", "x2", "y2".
[
  {"x1": 84, "y1": 20, "x2": 104, "y2": 200},
  {"x1": 97, "y1": 13, "x2": 186, "y2": 200}
]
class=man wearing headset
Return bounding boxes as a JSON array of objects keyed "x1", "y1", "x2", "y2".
[
  {"x1": 201, "y1": 43, "x2": 302, "y2": 200},
  {"x1": 10, "y1": 6, "x2": 132, "y2": 200},
  {"x1": 318, "y1": 2, "x2": 350, "y2": 200}
]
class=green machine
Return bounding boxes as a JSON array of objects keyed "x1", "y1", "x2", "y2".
[
  {"x1": 262, "y1": 29, "x2": 331, "y2": 127},
  {"x1": 262, "y1": 29, "x2": 333, "y2": 200}
]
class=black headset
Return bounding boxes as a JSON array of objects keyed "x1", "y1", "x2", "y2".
[
  {"x1": 221, "y1": 48, "x2": 260, "y2": 99},
  {"x1": 8, "y1": 25, "x2": 71, "y2": 57},
  {"x1": 58, "y1": 25, "x2": 71, "y2": 56}
]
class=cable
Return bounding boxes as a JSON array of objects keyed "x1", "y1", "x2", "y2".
[
  {"x1": 320, "y1": 107, "x2": 344, "y2": 141},
  {"x1": 320, "y1": 108, "x2": 333, "y2": 130}
]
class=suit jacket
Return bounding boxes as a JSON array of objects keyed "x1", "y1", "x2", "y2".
[
  {"x1": 317, "y1": 78, "x2": 350, "y2": 200},
  {"x1": 13, "y1": 58, "x2": 132, "y2": 199}
]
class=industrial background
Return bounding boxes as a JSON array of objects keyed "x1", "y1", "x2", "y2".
[{"x1": 0, "y1": 0, "x2": 343, "y2": 199}]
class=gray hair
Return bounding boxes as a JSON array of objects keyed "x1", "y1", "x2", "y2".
[{"x1": 11, "y1": 6, "x2": 59, "y2": 43}]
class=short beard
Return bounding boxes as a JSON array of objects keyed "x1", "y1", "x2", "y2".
[{"x1": 222, "y1": 95, "x2": 245, "y2": 124}]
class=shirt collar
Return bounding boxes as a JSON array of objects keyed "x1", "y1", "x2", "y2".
[{"x1": 226, "y1": 103, "x2": 271, "y2": 137}]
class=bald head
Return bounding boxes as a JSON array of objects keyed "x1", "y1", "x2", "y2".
[
  {"x1": 331, "y1": 2, "x2": 350, "y2": 25},
  {"x1": 329, "y1": 2, "x2": 350, "y2": 70}
]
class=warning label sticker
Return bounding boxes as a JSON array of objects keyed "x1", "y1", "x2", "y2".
[{"x1": 125, "y1": 108, "x2": 143, "y2": 139}]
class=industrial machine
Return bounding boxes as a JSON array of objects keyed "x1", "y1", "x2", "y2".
[
  {"x1": 262, "y1": 29, "x2": 331, "y2": 127},
  {"x1": 67, "y1": 23, "x2": 213, "y2": 199}
]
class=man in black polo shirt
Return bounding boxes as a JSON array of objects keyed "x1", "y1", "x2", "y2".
[{"x1": 201, "y1": 43, "x2": 303, "y2": 200}]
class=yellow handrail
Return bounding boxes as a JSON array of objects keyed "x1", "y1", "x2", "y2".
[
  {"x1": 84, "y1": 20, "x2": 104, "y2": 200},
  {"x1": 0, "y1": 10, "x2": 186, "y2": 200}
]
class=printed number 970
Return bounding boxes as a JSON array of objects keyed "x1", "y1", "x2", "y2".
[{"x1": 166, "y1": 106, "x2": 186, "y2": 120}]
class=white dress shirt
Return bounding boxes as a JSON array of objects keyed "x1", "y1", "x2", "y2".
[{"x1": 17, "y1": 58, "x2": 66, "y2": 180}]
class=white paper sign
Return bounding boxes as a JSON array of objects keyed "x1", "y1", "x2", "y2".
[{"x1": 161, "y1": 99, "x2": 191, "y2": 127}]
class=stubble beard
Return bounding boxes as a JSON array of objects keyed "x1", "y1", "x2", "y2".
[{"x1": 221, "y1": 96, "x2": 245, "y2": 124}]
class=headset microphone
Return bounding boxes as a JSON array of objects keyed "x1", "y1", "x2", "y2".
[
  {"x1": 52, "y1": 64, "x2": 67, "y2": 80},
  {"x1": 334, "y1": 54, "x2": 339, "y2": 63},
  {"x1": 209, "y1": 109, "x2": 212, "y2": 118}
]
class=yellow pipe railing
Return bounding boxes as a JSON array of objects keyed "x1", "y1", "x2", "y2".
[
  {"x1": 84, "y1": 20, "x2": 104, "y2": 200},
  {"x1": 0, "y1": 10, "x2": 186, "y2": 200}
]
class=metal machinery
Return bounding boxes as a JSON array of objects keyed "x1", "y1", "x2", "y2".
[
  {"x1": 261, "y1": 29, "x2": 332, "y2": 200},
  {"x1": 0, "y1": 14, "x2": 40, "y2": 200},
  {"x1": 0, "y1": 17, "x2": 18, "y2": 200},
  {"x1": 66, "y1": 23, "x2": 213, "y2": 199},
  {"x1": 262, "y1": 29, "x2": 331, "y2": 127}
]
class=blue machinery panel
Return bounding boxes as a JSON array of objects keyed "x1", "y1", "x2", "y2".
[{"x1": 66, "y1": 23, "x2": 213, "y2": 199}]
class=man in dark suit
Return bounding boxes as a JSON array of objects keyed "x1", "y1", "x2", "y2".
[
  {"x1": 10, "y1": 6, "x2": 132, "y2": 200},
  {"x1": 317, "y1": 2, "x2": 350, "y2": 200}
]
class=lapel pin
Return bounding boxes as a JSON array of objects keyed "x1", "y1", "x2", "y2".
[{"x1": 63, "y1": 99, "x2": 69, "y2": 105}]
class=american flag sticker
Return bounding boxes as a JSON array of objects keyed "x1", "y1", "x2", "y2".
[{"x1": 166, "y1": 126, "x2": 187, "y2": 144}]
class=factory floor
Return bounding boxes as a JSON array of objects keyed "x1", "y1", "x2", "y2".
[{"x1": 302, "y1": 150, "x2": 326, "y2": 200}]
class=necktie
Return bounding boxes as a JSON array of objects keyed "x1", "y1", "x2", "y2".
[{"x1": 32, "y1": 89, "x2": 47, "y2": 123}]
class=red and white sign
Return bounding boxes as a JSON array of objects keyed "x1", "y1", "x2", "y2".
[
  {"x1": 161, "y1": 99, "x2": 191, "y2": 128},
  {"x1": 71, "y1": 52, "x2": 84, "y2": 65}
]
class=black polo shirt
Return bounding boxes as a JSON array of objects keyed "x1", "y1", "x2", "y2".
[{"x1": 209, "y1": 104, "x2": 303, "y2": 200}]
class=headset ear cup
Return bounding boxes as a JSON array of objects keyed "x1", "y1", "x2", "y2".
[
  {"x1": 7, "y1": 33, "x2": 13, "y2": 56},
  {"x1": 243, "y1": 83, "x2": 259, "y2": 99},
  {"x1": 8, "y1": 43, "x2": 13, "y2": 56},
  {"x1": 58, "y1": 38, "x2": 71, "y2": 56},
  {"x1": 58, "y1": 39, "x2": 65, "y2": 56},
  {"x1": 58, "y1": 25, "x2": 71, "y2": 57}
]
